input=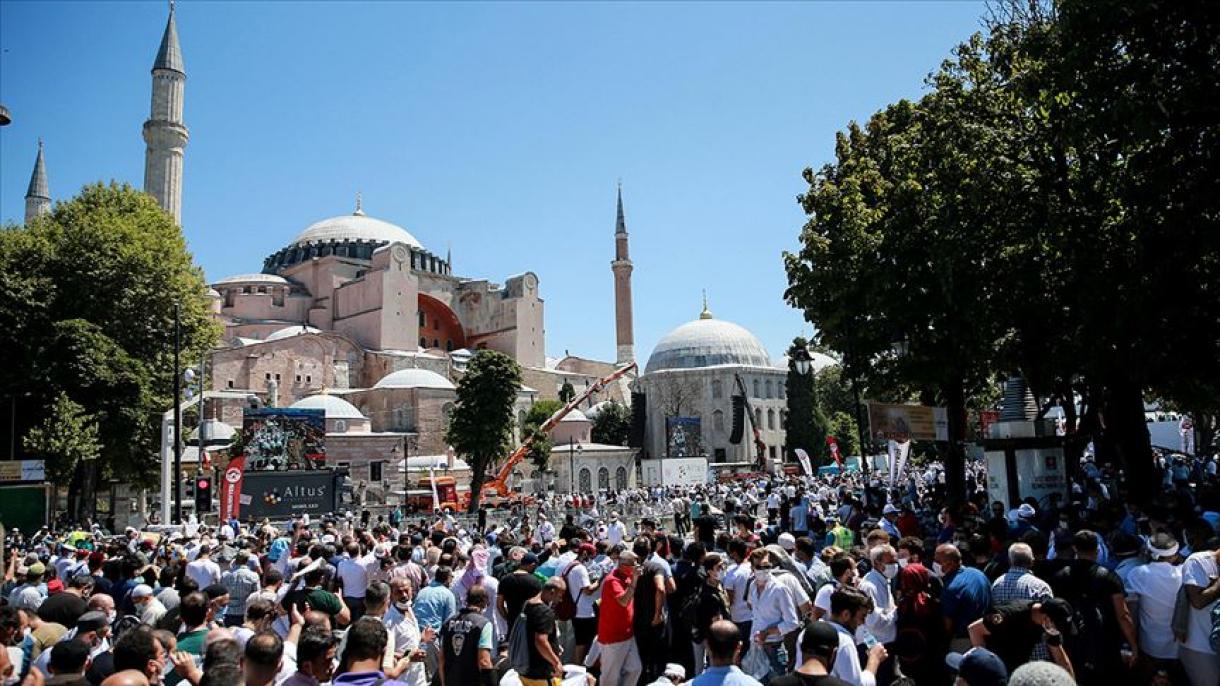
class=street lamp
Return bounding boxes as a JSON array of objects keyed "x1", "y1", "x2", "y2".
[
  {"x1": 568, "y1": 437, "x2": 583, "y2": 492},
  {"x1": 791, "y1": 345, "x2": 813, "y2": 376}
]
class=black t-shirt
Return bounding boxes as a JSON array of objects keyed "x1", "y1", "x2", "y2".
[
  {"x1": 500, "y1": 571, "x2": 543, "y2": 624},
  {"x1": 694, "y1": 516, "x2": 718, "y2": 546},
  {"x1": 38, "y1": 591, "x2": 88, "y2": 627},
  {"x1": 1048, "y1": 560, "x2": 1125, "y2": 666},
  {"x1": 770, "y1": 672, "x2": 852, "y2": 686},
  {"x1": 633, "y1": 559, "x2": 667, "y2": 629},
  {"x1": 523, "y1": 601, "x2": 558, "y2": 679},
  {"x1": 982, "y1": 601, "x2": 1044, "y2": 671}
]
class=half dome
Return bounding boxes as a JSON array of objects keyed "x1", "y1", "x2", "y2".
[
  {"x1": 289, "y1": 394, "x2": 366, "y2": 419},
  {"x1": 373, "y1": 368, "x2": 456, "y2": 390},
  {"x1": 645, "y1": 317, "x2": 772, "y2": 374},
  {"x1": 265, "y1": 325, "x2": 322, "y2": 342},
  {"x1": 291, "y1": 212, "x2": 423, "y2": 250}
]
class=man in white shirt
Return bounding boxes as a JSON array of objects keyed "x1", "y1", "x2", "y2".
[
  {"x1": 185, "y1": 545, "x2": 222, "y2": 589},
  {"x1": 605, "y1": 513, "x2": 627, "y2": 546},
  {"x1": 858, "y1": 545, "x2": 898, "y2": 644},
  {"x1": 745, "y1": 555, "x2": 800, "y2": 677},
  {"x1": 1124, "y1": 533, "x2": 1183, "y2": 665},
  {"x1": 723, "y1": 541, "x2": 755, "y2": 639},
  {"x1": 536, "y1": 515, "x2": 556, "y2": 544},
  {"x1": 336, "y1": 542, "x2": 377, "y2": 622},
  {"x1": 824, "y1": 587, "x2": 887, "y2": 686},
  {"x1": 565, "y1": 544, "x2": 599, "y2": 664},
  {"x1": 1180, "y1": 548, "x2": 1220, "y2": 686}
]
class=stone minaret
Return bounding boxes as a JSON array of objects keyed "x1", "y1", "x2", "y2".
[
  {"x1": 143, "y1": 3, "x2": 188, "y2": 223},
  {"x1": 24, "y1": 139, "x2": 50, "y2": 224},
  {"x1": 612, "y1": 183, "x2": 635, "y2": 365}
]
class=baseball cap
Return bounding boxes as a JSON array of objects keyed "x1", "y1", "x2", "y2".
[
  {"x1": 945, "y1": 648, "x2": 1008, "y2": 686},
  {"x1": 663, "y1": 664, "x2": 686, "y2": 680},
  {"x1": 520, "y1": 552, "x2": 539, "y2": 566},
  {"x1": 131, "y1": 584, "x2": 154, "y2": 600},
  {"x1": 798, "y1": 621, "x2": 840, "y2": 652},
  {"x1": 882, "y1": 504, "x2": 900, "y2": 515},
  {"x1": 777, "y1": 532, "x2": 796, "y2": 551},
  {"x1": 1017, "y1": 503, "x2": 1036, "y2": 520}
]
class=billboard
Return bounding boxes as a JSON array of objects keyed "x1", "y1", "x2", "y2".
[
  {"x1": 241, "y1": 409, "x2": 326, "y2": 471},
  {"x1": 867, "y1": 402, "x2": 949, "y2": 442},
  {"x1": 666, "y1": 416, "x2": 703, "y2": 457},
  {"x1": 225, "y1": 468, "x2": 344, "y2": 520},
  {"x1": 641, "y1": 457, "x2": 708, "y2": 487}
]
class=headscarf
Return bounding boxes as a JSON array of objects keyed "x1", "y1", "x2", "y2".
[
  {"x1": 459, "y1": 545, "x2": 490, "y2": 590},
  {"x1": 897, "y1": 562, "x2": 934, "y2": 618}
]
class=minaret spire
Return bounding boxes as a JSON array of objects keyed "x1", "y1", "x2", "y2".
[
  {"x1": 25, "y1": 139, "x2": 51, "y2": 224},
  {"x1": 611, "y1": 182, "x2": 635, "y2": 365},
  {"x1": 143, "y1": 2, "x2": 188, "y2": 222},
  {"x1": 700, "y1": 290, "x2": 714, "y2": 319}
]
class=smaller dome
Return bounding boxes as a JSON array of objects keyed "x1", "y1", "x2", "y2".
[
  {"x1": 560, "y1": 409, "x2": 590, "y2": 423},
  {"x1": 205, "y1": 288, "x2": 221, "y2": 299},
  {"x1": 212, "y1": 273, "x2": 290, "y2": 286},
  {"x1": 189, "y1": 418, "x2": 237, "y2": 442},
  {"x1": 265, "y1": 325, "x2": 322, "y2": 341},
  {"x1": 374, "y1": 368, "x2": 456, "y2": 390},
  {"x1": 584, "y1": 401, "x2": 610, "y2": 420},
  {"x1": 289, "y1": 394, "x2": 366, "y2": 419}
]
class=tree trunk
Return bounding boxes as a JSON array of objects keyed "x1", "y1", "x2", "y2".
[
  {"x1": 74, "y1": 461, "x2": 98, "y2": 525},
  {"x1": 1106, "y1": 377, "x2": 1156, "y2": 505},
  {"x1": 943, "y1": 377, "x2": 968, "y2": 510},
  {"x1": 467, "y1": 456, "x2": 486, "y2": 514}
]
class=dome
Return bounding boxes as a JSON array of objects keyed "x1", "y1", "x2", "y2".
[
  {"x1": 213, "y1": 273, "x2": 290, "y2": 286},
  {"x1": 373, "y1": 368, "x2": 456, "y2": 390},
  {"x1": 560, "y1": 409, "x2": 590, "y2": 423},
  {"x1": 189, "y1": 418, "x2": 237, "y2": 442},
  {"x1": 291, "y1": 211, "x2": 423, "y2": 250},
  {"x1": 584, "y1": 401, "x2": 610, "y2": 420},
  {"x1": 289, "y1": 394, "x2": 366, "y2": 419},
  {"x1": 265, "y1": 325, "x2": 322, "y2": 342},
  {"x1": 645, "y1": 315, "x2": 772, "y2": 374}
]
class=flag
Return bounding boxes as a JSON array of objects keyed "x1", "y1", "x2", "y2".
[
  {"x1": 219, "y1": 455, "x2": 246, "y2": 521},
  {"x1": 794, "y1": 448, "x2": 813, "y2": 477},
  {"x1": 428, "y1": 467, "x2": 441, "y2": 512},
  {"x1": 826, "y1": 436, "x2": 843, "y2": 468},
  {"x1": 887, "y1": 439, "x2": 911, "y2": 488}
]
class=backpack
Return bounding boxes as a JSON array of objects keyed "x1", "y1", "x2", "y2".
[
  {"x1": 1210, "y1": 598, "x2": 1220, "y2": 652},
  {"x1": 507, "y1": 611, "x2": 532, "y2": 672},
  {"x1": 554, "y1": 561, "x2": 580, "y2": 621},
  {"x1": 1059, "y1": 568, "x2": 1108, "y2": 675}
]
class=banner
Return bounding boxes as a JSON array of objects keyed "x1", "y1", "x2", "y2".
[
  {"x1": 867, "y1": 402, "x2": 949, "y2": 442},
  {"x1": 237, "y1": 470, "x2": 342, "y2": 519},
  {"x1": 794, "y1": 448, "x2": 813, "y2": 477},
  {"x1": 887, "y1": 439, "x2": 911, "y2": 488},
  {"x1": 241, "y1": 408, "x2": 326, "y2": 471},
  {"x1": 429, "y1": 468, "x2": 441, "y2": 512},
  {"x1": 666, "y1": 416, "x2": 704, "y2": 457},
  {"x1": 826, "y1": 436, "x2": 843, "y2": 467},
  {"x1": 0, "y1": 460, "x2": 45, "y2": 483},
  {"x1": 219, "y1": 455, "x2": 247, "y2": 521}
]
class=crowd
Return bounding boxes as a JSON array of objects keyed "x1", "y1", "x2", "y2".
[{"x1": 1, "y1": 448, "x2": 1219, "y2": 686}]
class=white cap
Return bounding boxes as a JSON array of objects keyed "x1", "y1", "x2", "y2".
[
  {"x1": 883, "y1": 504, "x2": 900, "y2": 515},
  {"x1": 1017, "y1": 503, "x2": 1036, "y2": 520},
  {"x1": 663, "y1": 664, "x2": 686, "y2": 680},
  {"x1": 131, "y1": 584, "x2": 154, "y2": 600},
  {"x1": 777, "y1": 532, "x2": 796, "y2": 551}
]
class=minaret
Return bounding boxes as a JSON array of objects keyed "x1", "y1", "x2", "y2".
[
  {"x1": 143, "y1": 2, "x2": 188, "y2": 223},
  {"x1": 612, "y1": 183, "x2": 635, "y2": 365},
  {"x1": 24, "y1": 139, "x2": 50, "y2": 224}
]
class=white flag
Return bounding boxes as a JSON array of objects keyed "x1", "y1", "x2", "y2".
[
  {"x1": 794, "y1": 448, "x2": 813, "y2": 477},
  {"x1": 428, "y1": 467, "x2": 441, "y2": 511}
]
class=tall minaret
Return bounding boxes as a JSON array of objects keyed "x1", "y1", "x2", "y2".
[
  {"x1": 143, "y1": 2, "x2": 188, "y2": 223},
  {"x1": 612, "y1": 183, "x2": 635, "y2": 365},
  {"x1": 24, "y1": 139, "x2": 50, "y2": 224}
]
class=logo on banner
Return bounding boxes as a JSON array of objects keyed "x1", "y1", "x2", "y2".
[
  {"x1": 219, "y1": 456, "x2": 247, "y2": 520},
  {"x1": 826, "y1": 436, "x2": 843, "y2": 468}
]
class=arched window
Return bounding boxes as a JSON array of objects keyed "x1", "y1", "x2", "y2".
[
  {"x1": 753, "y1": 379, "x2": 760, "y2": 397},
  {"x1": 578, "y1": 468, "x2": 592, "y2": 492},
  {"x1": 767, "y1": 409, "x2": 776, "y2": 430},
  {"x1": 713, "y1": 410, "x2": 725, "y2": 432},
  {"x1": 711, "y1": 379, "x2": 723, "y2": 399},
  {"x1": 779, "y1": 381, "x2": 786, "y2": 399},
  {"x1": 780, "y1": 410, "x2": 788, "y2": 430},
  {"x1": 765, "y1": 380, "x2": 773, "y2": 398},
  {"x1": 616, "y1": 466, "x2": 628, "y2": 490},
  {"x1": 598, "y1": 467, "x2": 610, "y2": 490},
  {"x1": 755, "y1": 408, "x2": 763, "y2": 428},
  {"x1": 419, "y1": 337, "x2": 427, "y2": 349}
]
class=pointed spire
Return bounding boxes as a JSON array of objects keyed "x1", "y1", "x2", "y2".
[
  {"x1": 615, "y1": 180, "x2": 627, "y2": 235},
  {"x1": 153, "y1": 1, "x2": 185, "y2": 73},
  {"x1": 700, "y1": 290, "x2": 714, "y2": 320},
  {"x1": 446, "y1": 242, "x2": 452, "y2": 270},
  {"x1": 26, "y1": 139, "x2": 49, "y2": 201},
  {"x1": 353, "y1": 191, "x2": 365, "y2": 216}
]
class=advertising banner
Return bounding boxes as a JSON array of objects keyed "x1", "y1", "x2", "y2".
[
  {"x1": 219, "y1": 455, "x2": 246, "y2": 521},
  {"x1": 665, "y1": 416, "x2": 703, "y2": 457},
  {"x1": 886, "y1": 439, "x2": 911, "y2": 487},
  {"x1": 826, "y1": 436, "x2": 843, "y2": 467},
  {"x1": 236, "y1": 470, "x2": 342, "y2": 519},
  {"x1": 867, "y1": 402, "x2": 949, "y2": 442},
  {"x1": 794, "y1": 448, "x2": 814, "y2": 477},
  {"x1": 241, "y1": 409, "x2": 326, "y2": 471},
  {"x1": 0, "y1": 461, "x2": 45, "y2": 483}
]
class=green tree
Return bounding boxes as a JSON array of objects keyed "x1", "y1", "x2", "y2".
[
  {"x1": 828, "y1": 412, "x2": 859, "y2": 459},
  {"x1": 558, "y1": 381, "x2": 576, "y2": 404},
  {"x1": 524, "y1": 399, "x2": 565, "y2": 430},
  {"x1": 0, "y1": 183, "x2": 220, "y2": 518},
  {"x1": 591, "y1": 400, "x2": 631, "y2": 446},
  {"x1": 785, "y1": 337, "x2": 830, "y2": 464},
  {"x1": 23, "y1": 393, "x2": 102, "y2": 518},
  {"x1": 521, "y1": 399, "x2": 563, "y2": 472},
  {"x1": 446, "y1": 350, "x2": 523, "y2": 511}
]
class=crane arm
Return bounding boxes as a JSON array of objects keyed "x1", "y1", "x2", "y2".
[
  {"x1": 734, "y1": 374, "x2": 768, "y2": 466},
  {"x1": 483, "y1": 362, "x2": 638, "y2": 496}
]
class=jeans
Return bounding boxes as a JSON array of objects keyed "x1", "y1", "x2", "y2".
[{"x1": 692, "y1": 641, "x2": 706, "y2": 676}]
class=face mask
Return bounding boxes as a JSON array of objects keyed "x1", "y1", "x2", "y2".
[
  {"x1": 395, "y1": 600, "x2": 411, "y2": 612},
  {"x1": 932, "y1": 562, "x2": 944, "y2": 577},
  {"x1": 897, "y1": 557, "x2": 910, "y2": 569},
  {"x1": 882, "y1": 564, "x2": 899, "y2": 580},
  {"x1": 107, "y1": 610, "x2": 117, "y2": 625},
  {"x1": 755, "y1": 569, "x2": 771, "y2": 583}
]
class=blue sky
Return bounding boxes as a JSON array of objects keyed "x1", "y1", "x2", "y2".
[{"x1": 1, "y1": 1, "x2": 986, "y2": 365}]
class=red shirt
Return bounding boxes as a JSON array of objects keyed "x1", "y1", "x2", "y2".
[{"x1": 597, "y1": 569, "x2": 634, "y2": 643}]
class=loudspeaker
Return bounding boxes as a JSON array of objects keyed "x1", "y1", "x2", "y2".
[
  {"x1": 629, "y1": 392, "x2": 647, "y2": 447},
  {"x1": 729, "y1": 395, "x2": 745, "y2": 444}
]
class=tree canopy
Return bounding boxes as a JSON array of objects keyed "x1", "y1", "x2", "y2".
[
  {"x1": 445, "y1": 350, "x2": 522, "y2": 511},
  {"x1": 591, "y1": 400, "x2": 631, "y2": 446}
]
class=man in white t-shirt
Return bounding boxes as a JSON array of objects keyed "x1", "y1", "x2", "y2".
[
  {"x1": 565, "y1": 544, "x2": 599, "y2": 663},
  {"x1": 723, "y1": 541, "x2": 754, "y2": 639},
  {"x1": 1180, "y1": 548, "x2": 1220, "y2": 686},
  {"x1": 605, "y1": 513, "x2": 627, "y2": 546},
  {"x1": 185, "y1": 545, "x2": 222, "y2": 588},
  {"x1": 1123, "y1": 533, "x2": 1183, "y2": 664}
]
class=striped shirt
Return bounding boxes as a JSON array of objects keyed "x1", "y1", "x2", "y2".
[
  {"x1": 221, "y1": 566, "x2": 261, "y2": 615},
  {"x1": 990, "y1": 567, "x2": 1052, "y2": 660}
]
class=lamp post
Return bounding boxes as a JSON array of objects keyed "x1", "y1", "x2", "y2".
[
  {"x1": 568, "y1": 437, "x2": 582, "y2": 492},
  {"x1": 173, "y1": 303, "x2": 183, "y2": 524},
  {"x1": 791, "y1": 345, "x2": 813, "y2": 377}
]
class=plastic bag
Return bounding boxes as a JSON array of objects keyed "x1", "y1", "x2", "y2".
[{"x1": 742, "y1": 642, "x2": 771, "y2": 681}]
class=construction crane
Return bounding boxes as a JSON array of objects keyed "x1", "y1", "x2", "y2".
[
  {"x1": 477, "y1": 361, "x2": 638, "y2": 504},
  {"x1": 734, "y1": 373, "x2": 768, "y2": 468}
]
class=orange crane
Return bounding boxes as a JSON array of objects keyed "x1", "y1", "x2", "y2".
[{"x1": 477, "y1": 361, "x2": 638, "y2": 503}]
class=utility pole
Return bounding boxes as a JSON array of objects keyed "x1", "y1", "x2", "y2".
[{"x1": 173, "y1": 302, "x2": 183, "y2": 524}]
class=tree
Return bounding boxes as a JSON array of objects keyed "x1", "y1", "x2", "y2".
[
  {"x1": 828, "y1": 412, "x2": 860, "y2": 459},
  {"x1": 0, "y1": 182, "x2": 220, "y2": 518},
  {"x1": 785, "y1": 337, "x2": 831, "y2": 464},
  {"x1": 524, "y1": 399, "x2": 564, "y2": 429},
  {"x1": 446, "y1": 350, "x2": 522, "y2": 512},
  {"x1": 521, "y1": 399, "x2": 563, "y2": 473},
  {"x1": 24, "y1": 393, "x2": 102, "y2": 521},
  {"x1": 651, "y1": 374, "x2": 701, "y2": 419},
  {"x1": 592, "y1": 400, "x2": 631, "y2": 446},
  {"x1": 558, "y1": 381, "x2": 576, "y2": 404}
]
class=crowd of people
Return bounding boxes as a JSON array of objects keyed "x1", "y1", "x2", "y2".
[{"x1": 2, "y1": 448, "x2": 1219, "y2": 686}]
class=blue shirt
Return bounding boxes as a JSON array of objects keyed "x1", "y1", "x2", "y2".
[
  {"x1": 413, "y1": 582, "x2": 457, "y2": 630},
  {"x1": 690, "y1": 665, "x2": 763, "y2": 686},
  {"x1": 942, "y1": 567, "x2": 991, "y2": 638},
  {"x1": 789, "y1": 502, "x2": 809, "y2": 533}
]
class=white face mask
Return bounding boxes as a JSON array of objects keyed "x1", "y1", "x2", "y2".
[
  {"x1": 755, "y1": 569, "x2": 771, "y2": 584},
  {"x1": 882, "y1": 563, "x2": 899, "y2": 580},
  {"x1": 897, "y1": 557, "x2": 910, "y2": 569}
]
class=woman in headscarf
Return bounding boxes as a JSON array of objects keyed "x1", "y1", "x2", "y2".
[
  {"x1": 451, "y1": 545, "x2": 502, "y2": 646},
  {"x1": 893, "y1": 562, "x2": 946, "y2": 684}
]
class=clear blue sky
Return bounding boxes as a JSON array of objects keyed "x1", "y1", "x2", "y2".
[{"x1": 1, "y1": 1, "x2": 986, "y2": 365}]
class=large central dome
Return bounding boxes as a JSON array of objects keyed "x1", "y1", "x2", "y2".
[
  {"x1": 645, "y1": 309, "x2": 772, "y2": 373},
  {"x1": 291, "y1": 210, "x2": 423, "y2": 250}
]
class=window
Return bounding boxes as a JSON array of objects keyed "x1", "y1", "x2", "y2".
[
  {"x1": 768, "y1": 445, "x2": 777, "y2": 459},
  {"x1": 713, "y1": 410, "x2": 725, "y2": 432},
  {"x1": 432, "y1": 339, "x2": 439, "y2": 348},
  {"x1": 767, "y1": 409, "x2": 776, "y2": 430},
  {"x1": 615, "y1": 466, "x2": 628, "y2": 490},
  {"x1": 714, "y1": 448, "x2": 726, "y2": 463},
  {"x1": 226, "y1": 380, "x2": 234, "y2": 389},
  {"x1": 765, "y1": 380, "x2": 773, "y2": 398},
  {"x1": 306, "y1": 375, "x2": 312, "y2": 384},
  {"x1": 265, "y1": 373, "x2": 272, "y2": 381},
  {"x1": 598, "y1": 467, "x2": 610, "y2": 490},
  {"x1": 780, "y1": 411, "x2": 788, "y2": 430},
  {"x1": 295, "y1": 375, "x2": 301, "y2": 383},
  {"x1": 753, "y1": 379, "x2": 760, "y2": 397},
  {"x1": 446, "y1": 340, "x2": 453, "y2": 352},
  {"x1": 370, "y1": 461, "x2": 383, "y2": 482},
  {"x1": 755, "y1": 408, "x2": 763, "y2": 428},
  {"x1": 711, "y1": 379, "x2": 723, "y2": 399},
  {"x1": 275, "y1": 373, "x2": 281, "y2": 381},
  {"x1": 578, "y1": 468, "x2": 592, "y2": 492},
  {"x1": 779, "y1": 382, "x2": 786, "y2": 399},
  {"x1": 419, "y1": 311, "x2": 426, "y2": 327}
]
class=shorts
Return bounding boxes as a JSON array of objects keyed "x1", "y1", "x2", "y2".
[
  {"x1": 573, "y1": 616, "x2": 597, "y2": 646},
  {"x1": 519, "y1": 677, "x2": 562, "y2": 686}
]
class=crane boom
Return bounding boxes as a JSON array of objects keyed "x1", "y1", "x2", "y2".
[{"x1": 482, "y1": 362, "x2": 638, "y2": 498}]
